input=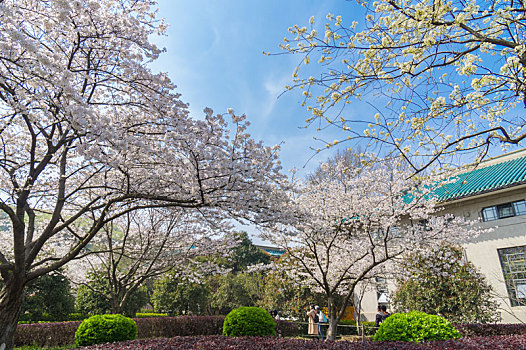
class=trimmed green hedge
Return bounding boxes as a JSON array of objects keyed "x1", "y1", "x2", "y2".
[
  {"x1": 75, "y1": 314, "x2": 137, "y2": 346},
  {"x1": 223, "y1": 307, "x2": 277, "y2": 337},
  {"x1": 373, "y1": 311, "x2": 461, "y2": 342}
]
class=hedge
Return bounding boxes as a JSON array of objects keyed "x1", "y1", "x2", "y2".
[
  {"x1": 135, "y1": 316, "x2": 225, "y2": 338},
  {"x1": 454, "y1": 323, "x2": 526, "y2": 337},
  {"x1": 14, "y1": 316, "x2": 299, "y2": 347},
  {"x1": 372, "y1": 311, "x2": 460, "y2": 342},
  {"x1": 75, "y1": 314, "x2": 137, "y2": 346},
  {"x1": 16, "y1": 318, "x2": 526, "y2": 347},
  {"x1": 222, "y1": 307, "x2": 277, "y2": 337},
  {"x1": 15, "y1": 321, "x2": 82, "y2": 347},
  {"x1": 135, "y1": 313, "x2": 168, "y2": 318}
]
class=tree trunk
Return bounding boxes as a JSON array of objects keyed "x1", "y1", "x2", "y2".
[
  {"x1": 326, "y1": 296, "x2": 338, "y2": 341},
  {"x1": 326, "y1": 316, "x2": 338, "y2": 341},
  {"x1": 0, "y1": 278, "x2": 26, "y2": 350},
  {"x1": 110, "y1": 295, "x2": 123, "y2": 315}
]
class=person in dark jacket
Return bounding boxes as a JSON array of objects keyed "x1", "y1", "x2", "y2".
[
  {"x1": 376, "y1": 305, "x2": 391, "y2": 327},
  {"x1": 380, "y1": 305, "x2": 390, "y2": 322},
  {"x1": 375, "y1": 306, "x2": 386, "y2": 327}
]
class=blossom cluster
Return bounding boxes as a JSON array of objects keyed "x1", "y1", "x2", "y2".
[{"x1": 265, "y1": 157, "x2": 484, "y2": 329}]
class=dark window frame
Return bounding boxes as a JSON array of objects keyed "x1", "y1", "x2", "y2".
[
  {"x1": 481, "y1": 200, "x2": 526, "y2": 222},
  {"x1": 497, "y1": 245, "x2": 526, "y2": 307}
]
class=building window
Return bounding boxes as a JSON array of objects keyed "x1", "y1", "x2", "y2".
[
  {"x1": 497, "y1": 245, "x2": 526, "y2": 307},
  {"x1": 375, "y1": 277, "x2": 389, "y2": 305},
  {"x1": 482, "y1": 200, "x2": 526, "y2": 221},
  {"x1": 513, "y1": 201, "x2": 526, "y2": 215}
]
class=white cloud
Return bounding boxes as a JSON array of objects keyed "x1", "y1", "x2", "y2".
[{"x1": 262, "y1": 74, "x2": 290, "y2": 119}]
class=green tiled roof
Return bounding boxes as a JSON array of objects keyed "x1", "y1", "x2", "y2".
[{"x1": 435, "y1": 155, "x2": 526, "y2": 202}]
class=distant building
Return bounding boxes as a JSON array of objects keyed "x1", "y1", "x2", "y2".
[
  {"x1": 255, "y1": 244, "x2": 285, "y2": 257},
  {"x1": 358, "y1": 149, "x2": 526, "y2": 323}
]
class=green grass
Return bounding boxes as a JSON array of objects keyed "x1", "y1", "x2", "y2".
[{"x1": 15, "y1": 345, "x2": 75, "y2": 350}]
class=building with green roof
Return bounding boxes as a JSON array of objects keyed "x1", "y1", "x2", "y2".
[
  {"x1": 357, "y1": 149, "x2": 526, "y2": 324},
  {"x1": 436, "y1": 149, "x2": 526, "y2": 203},
  {"x1": 435, "y1": 149, "x2": 526, "y2": 323}
]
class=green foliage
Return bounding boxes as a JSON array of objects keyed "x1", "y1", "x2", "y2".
[
  {"x1": 75, "y1": 272, "x2": 148, "y2": 317},
  {"x1": 74, "y1": 314, "x2": 137, "y2": 346},
  {"x1": 259, "y1": 267, "x2": 325, "y2": 319},
  {"x1": 222, "y1": 306, "x2": 277, "y2": 337},
  {"x1": 19, "y1": 270, "x2": 75, "y2": 322},
  {"x1": 392, "y1": 245, "x2": 499, "y2": 323},
  {"x1": 121, "y1": 287, "x2": 149, "y2": 317},
  {"x1": 75, "y1": 284, "x2": 109, "y2": 316},
  {"x1": 151, "y1": 273, "x2": 209, "y2": 316},
  {"x1": 210, "y1": 273, "x2": 258, "y2": 314},
  {"x1": 224, "y1": 232, "x2": 271, "y2": 273},
  {"x1": 67, "y1": 313, "x2": 89, "y2": 321},
  {"x1": 372, "y1": 311, "x2": 461, "y2": 342},
  {"x1": 150, "y1": 232, "x2": 271, "y2": 317}
]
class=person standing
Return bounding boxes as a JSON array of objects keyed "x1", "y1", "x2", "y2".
[
  {"x1": 307, "y1": 305, "x2": 318, "y2": 336},
  {"x1": 381, "y1": 305, "x2": 390, "y2": 323},
  {"x1": 315, "y1": 305, "x2": 325, "y2": 340},
  {"x1": 375, "y1": 306, "x2": 386, "y2": 327}
]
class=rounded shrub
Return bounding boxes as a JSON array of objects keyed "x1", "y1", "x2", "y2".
[
  {"x1": 372, "y1": 311, "x2": 461, "y2": 342},
  {"x1": 223, "y1": 306, "x2": 277, "y2": 337},
  {"x1": 75, "y1": 314, "x2": 137, "y2": 346}
]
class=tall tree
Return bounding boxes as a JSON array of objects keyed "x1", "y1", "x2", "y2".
[
  {"x1": 279, "y1": 0, "x2": 526, "y2": 172},
  {"x1": 266, "y1": 157, "x2": 484, "y2": 340},
  {"x1": 74, "y1": 272, "x2": 149, "y2": 317},
  {"x1": 68, "y1": 208, "x2": 232, "y2": 315},
  {"x1": 151, "y1": 273, "x2": 209, "y2": 316},
  {"x1": 0, "y1": 1, "x2": 285, "y2": 348},
  {"x1": 223, "y1": 231, "x2": 271, "y2": 274},
  {"x1": 260, "y1": 259, "x2": 325, "y2": 320}
]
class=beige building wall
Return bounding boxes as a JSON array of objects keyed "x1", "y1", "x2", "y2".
[
  {"x1": 443, "y1": 186, "x2": 526, "y2": 323},
  {"x1": 354, "y1": 280, "x2": 380, "y2": 322}
]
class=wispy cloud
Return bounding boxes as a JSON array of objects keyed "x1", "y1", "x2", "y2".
[{"x1": 262, "y1": 73, "x2": 290, "y2": 119}]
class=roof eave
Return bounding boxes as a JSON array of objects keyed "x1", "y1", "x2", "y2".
[{"x1": 441, "y1": 182, "x2": 526, "y2": 206}]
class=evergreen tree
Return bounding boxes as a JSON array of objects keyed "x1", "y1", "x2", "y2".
[
  {"x1": 392, "y1": 245, "x2": 499, "y2": 323},
  {"x1": 20, "y1": 271, "x2": 74, "y2": 322},
  {"x1": 151, "y1": 274, "x2": 209, "y2": 316}
]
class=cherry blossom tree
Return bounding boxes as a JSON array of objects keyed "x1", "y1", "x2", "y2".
[
  {"x1": 265, "y1": 158, "x2": 484, "y2": 340},
  {"x1": 278, "y1": 0, "x2": 526, "y2": 173},
  {"x1": 68, "y1": 208, "x2": 235, "y2": 315},
  {"x1": 0, "y1": 1, "x2": 285, "y2": 348}
]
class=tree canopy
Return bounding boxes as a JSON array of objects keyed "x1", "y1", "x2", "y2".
[
  {"x1": 0, "y1": 1, "x2": 286, "y2": 348},
  {"x1": 223, "y1": 231, "x2": 271, "y2": 274},
  {"x1": 265, "y1": 154, "x2": 485, "y2": 340},
  {"x1": 280, "y1": 0, "x2": 526, "y2": 172},
  {"x1": 392, "y1": 244, "x2": 499, "y2": 323}
]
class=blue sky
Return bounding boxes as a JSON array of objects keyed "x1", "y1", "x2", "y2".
[
  {"x1": 150, "y1": 0, "x2": 357, "y2": 178},
  {"x1": 147, "y1": 1, "x2": 521, "y2": 242}
]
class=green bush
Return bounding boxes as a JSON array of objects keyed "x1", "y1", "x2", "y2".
[
  {"x1": 75, "y1": 314, "x2": 137, "y2": 346},
  {"x1": 222, "y1": 307, "x2": 276, "y2": 337},
  {"x1": 372, "y1": 311, "x2": 461, "y2": 342}
]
